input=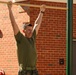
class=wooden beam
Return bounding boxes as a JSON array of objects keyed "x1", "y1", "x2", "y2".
[{"x1": 0, "y1": 1, "x2": 67, "y2": 10}]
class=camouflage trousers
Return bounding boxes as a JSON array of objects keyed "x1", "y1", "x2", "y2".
[{"x1": 18, "y1": 69, "x2": 39, "y2": 75}]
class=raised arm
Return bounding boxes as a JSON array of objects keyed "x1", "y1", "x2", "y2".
[
  {"x1": 33, "y1": 5, "x2": 46, "y2": 35},
  {"x1": 7, "y1": 1, "x2": 19, "y2": 35}
]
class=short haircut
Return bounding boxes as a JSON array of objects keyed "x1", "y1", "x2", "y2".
[{"x1": 23, "y1": 22, "x2": 32, "y2": 29}]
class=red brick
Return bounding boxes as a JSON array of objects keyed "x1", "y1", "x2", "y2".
[{"x1": 0, "y1": 1, "x2": 76, "y2": 75}]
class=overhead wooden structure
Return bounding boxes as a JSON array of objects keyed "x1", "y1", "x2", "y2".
[
  {"x1": 12, "y1": 0, "x2": 26, "y2": 2},
  {"x1": 0, "y1": 1, "x2": 67, "y2": 10}
]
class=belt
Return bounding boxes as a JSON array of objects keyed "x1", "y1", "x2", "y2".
[{"x1": 19, "y1": 64, "x2": 36, "y2": 70}]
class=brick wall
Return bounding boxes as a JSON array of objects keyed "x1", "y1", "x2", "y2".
[
  {"x1": 73, "y1": 4, "x2": 76, "y2": 38},
  {"x1": 0, "y1": 2, "x2": 29, "y2": 75},
  {"x1": 0, "y1": 0, "x2": 76, "y2": 75},
  {"x1": 30, "y1": 1, "x2": 66, "y2": 75}
]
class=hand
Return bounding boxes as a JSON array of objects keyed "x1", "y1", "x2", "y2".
[
  {"x1": 7, "y1": 1, "x2": 12, "y2": 9},
  {"x1": 40, "y1": 4, "x2": 46, "y2": 12}
]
